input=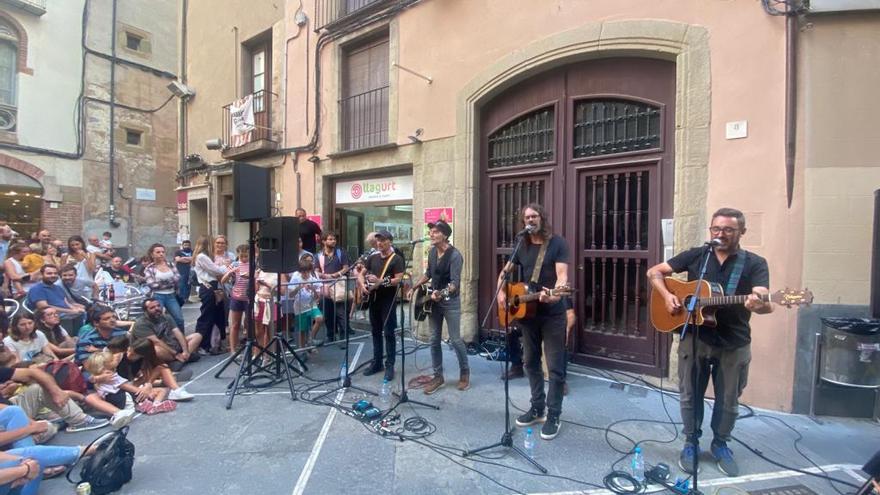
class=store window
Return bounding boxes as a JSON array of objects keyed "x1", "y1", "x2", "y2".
[
  {"x1": 333, "y1": 174, "x2": 413, "y2": 263},
  {"x1": 0, "y1": 166, "x2": 42, "y2": 236}
]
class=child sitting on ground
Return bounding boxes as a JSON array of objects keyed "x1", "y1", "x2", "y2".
[{"x1": 85, "y1": 349, "x2": 176, "y2": 415}]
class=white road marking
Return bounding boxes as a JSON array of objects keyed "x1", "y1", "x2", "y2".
[{"x1": 291, "y1": 343, "x2": 364, "y2": 495}]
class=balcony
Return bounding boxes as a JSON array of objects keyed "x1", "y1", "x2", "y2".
[
  {"x1": 314, "y1": 0, "x2": 390, "y2": 31},
  {"x1": 0, "y1": 0, "x2": 46, "y2": 16},
  {"x1": 221, "y1": 90, "x2": 278, "y2": 160},
  {"x1": 339, "y1": 86, "x2": 389, "y2": 152}
]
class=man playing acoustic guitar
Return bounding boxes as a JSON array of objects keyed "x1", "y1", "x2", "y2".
[
  {"x1": 497, "y1": 203, "x2": 570, "y2": 440},
  {"x1": 412, "y1": 220, "x2": 470, "y2": 394},
  {"x1": 646, "y1": 208, "x2": 773, "y2": 477}
]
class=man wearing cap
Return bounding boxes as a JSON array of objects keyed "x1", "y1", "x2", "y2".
[
  {"x1": 358, "y1": 230, "x2": 405, "y2": 381},
  {"x1": 413, "y1": 220, "x2": 469, "y2": 394}
]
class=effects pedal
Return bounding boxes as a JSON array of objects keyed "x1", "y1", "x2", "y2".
[{"x1": 352, "y1": 400, "x2": 372, "y2": 413}]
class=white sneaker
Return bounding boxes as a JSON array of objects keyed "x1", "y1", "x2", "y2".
[
  {"x1": 124, "y1": 393, "x2": 135, "y2": 411},
  {"x1": 168, "y1": 388, "x2": 194, "y2": 402},
  {"x1": 110, "y1": 408, "x2": 135, "y2": 429}
]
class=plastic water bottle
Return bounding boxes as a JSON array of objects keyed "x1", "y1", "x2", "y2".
[
  {"x1": 380, "y1": 379, "x2": 391, "y2": 405},
  {"x1": 524, "y1": 427, "x2": 536, "y2": 459},
  {"x1": 631, "y1": 446, "x2": 645, "y2": 484},
  {"x1": 339, "y1": 362, "x2": 348, "y2": 386}
]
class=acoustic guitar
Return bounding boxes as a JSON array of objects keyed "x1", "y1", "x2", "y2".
[
  {"x1": 649, "y1": 277, "x2": 813, "y2": 333},
  {"x1": 413, "y1": 285, "x2": 451, "y2": 322},
  {"x1": 498, "y1": 282, "x2": 574, "y2": 325}
]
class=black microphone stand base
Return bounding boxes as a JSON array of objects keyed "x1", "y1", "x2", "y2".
[{"x1": 463, "y1": 430, "x2": 547, "y2": 474}]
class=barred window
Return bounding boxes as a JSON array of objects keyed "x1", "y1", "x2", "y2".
[
  {"x1": 573, "y1": 100, "x2": 660, "y2": 158},
  {"x1": 488, "y1": 108, "x2": 554, "y2": 169}
]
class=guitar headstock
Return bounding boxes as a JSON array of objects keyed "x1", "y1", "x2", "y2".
[{"x1": 769, "y1": 288, "x2": 814, "y2": 307}]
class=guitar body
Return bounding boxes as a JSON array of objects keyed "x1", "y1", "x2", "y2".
[
  {"x1": 413, "y1": 285, "x2": 432, "y2": 321},
  {"x1": 498, "y1": 282, "x2": 537, "y2": 325},
  {"x1": 650, "y1": 278, "x2": 723, "y2": 333}
]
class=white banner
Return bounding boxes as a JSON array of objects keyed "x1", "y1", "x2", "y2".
[
  {"x1": 335, "y1": 175, "x2": 413, "y2": 204},
  {"x1": 229, "y1": 94, "x2": 255, "y2": 147}
]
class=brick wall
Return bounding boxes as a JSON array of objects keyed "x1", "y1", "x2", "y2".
[{"x1": 40, "y1": 200, "x2": 83, "y2": 242}]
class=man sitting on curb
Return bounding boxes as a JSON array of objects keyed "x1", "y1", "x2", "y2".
[{"x1": 131, "y1": 298, "x2": 202, "y2": 372}]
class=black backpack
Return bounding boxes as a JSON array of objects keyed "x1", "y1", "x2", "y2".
[{"x1": 67, "y1": 427, "x2": 135, "y2": 494}]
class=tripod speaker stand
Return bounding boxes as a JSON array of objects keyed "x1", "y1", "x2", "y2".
[{"x1": 463, "y1": 230, "x2": 546, "y2": 473}]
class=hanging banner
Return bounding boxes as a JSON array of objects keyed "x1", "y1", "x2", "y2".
[
  {"x1": 176, "y1": 190, "x2": 188, "y2": 210},
  {"x1": 422, "y1": 207, "x2": 454, "y2": 269},
  {"x1": 335, "y1": 175, "x2": 413, "y2": 204},
  {"x1": 229, "y1": 94, "x2": 255, "y2": 147}
]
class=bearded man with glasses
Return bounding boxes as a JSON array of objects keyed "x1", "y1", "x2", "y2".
[{"x1": 646, "y1": 208, "x2": 773, "y2": 478}]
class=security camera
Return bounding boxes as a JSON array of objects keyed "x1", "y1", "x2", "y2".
[
  {"x1": 167, "y1": 80, "x2": 196, "y2": 99},
  {"x1": 205, "y1": 138, "x2": 224, "y2": 150}
]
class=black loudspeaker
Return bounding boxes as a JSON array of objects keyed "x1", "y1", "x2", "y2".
[
  {"x1": 233, "y1": 163, "x2": 271, "y2": 221},
  {"x1": 864, "y1": 449, "x2": 880, "y2": 477},
  {"x1": 258, "y1": 217, "x2": 299, "y2": 273}
]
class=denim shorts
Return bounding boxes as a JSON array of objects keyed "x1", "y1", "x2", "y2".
[{"x1": 229, "y1": 298, "x2": 248, "y2": 312}]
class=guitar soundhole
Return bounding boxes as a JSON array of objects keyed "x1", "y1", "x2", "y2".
[{"x1": 682, "y1": 295, "x2": 694, "y2": 309}]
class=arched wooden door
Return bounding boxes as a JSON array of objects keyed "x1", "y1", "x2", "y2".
[{"x1": 479, "y1": 58, "x2": 675, "y2": 376}]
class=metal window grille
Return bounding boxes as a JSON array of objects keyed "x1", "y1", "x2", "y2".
[
  {"x1": 339, "y1": 85, "x2": 389, "y2": 151},
  {"x1": 573, "y1": 100, "x2": 660, "y2": 158},
  {"x1": 488, "y1": 108, "x2": 554, "y2": 169}
]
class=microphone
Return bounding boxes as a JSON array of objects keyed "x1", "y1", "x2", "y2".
[
  {"x1": 705, "y1": 239, "x2": 723, "y2": 248},
  {"x1": 517, "y1": 225, "x2": 537, "y2": 236},
  {"x1": 410, "y1": 237, "x2": 429, "y2": 245}
]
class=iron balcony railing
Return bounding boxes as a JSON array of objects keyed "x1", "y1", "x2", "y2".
[
  {"x1": 339, "y1": 85, "x2": 389, "y2": 152},
  {"x1": 314, "y1": 0, "x2": 389, "y2": 31},
  {"x1": 221, "y1": 90, "x2": 277, "y2": 149}
]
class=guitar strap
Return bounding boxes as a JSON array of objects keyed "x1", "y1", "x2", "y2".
[
  {"x1": 725, "y1": 250, "x2": 747, "y2": 295},
  {"x1": 530, "y1": 237, "x2": 550, "y2": 285},
  {"x1": 377, "y1": 253, "x2": 396, "y2": 281}
]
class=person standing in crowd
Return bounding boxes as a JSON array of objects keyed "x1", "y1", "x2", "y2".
[
  {"x1": 41, "y1": 243, "x2": 63, "y2": 268},
  {"x1": 646, "y1": 207, "x2": 772, "y2": 477},
  {"x1": 4, "y1": 243, "x2": 40, "y2": 299},
  {"x1": 413, "y1": 220, "x2": 470, "y2": 394},
  {"x1": 95, "y1": 256, "x2": 133, "y2": 286},
  {"x1": 358, "y1": 230, "x2": 405, "y2": 381},
  {"x1": 193, "y1": 236, "x2": 229, "y2": 355},
  {"x1": 27, "y1": 230, "x2": 51, "y2": 256},
  {"x1": 0, "y1": 223, "x2": 13, "y2": 262},
  {"x1": 174, "y1": 239, "x2": 194, "y2": 303},
  {"x1": 296, "y1": 208, "x2": 322, "y2": 254},
  {"x1": 288, "y1": 253, "x2": 324, "y2": 351},
  {"x1": 61, "y1": 236, "x2": 95, "y2": 285},
  {"x1": 143, "y1": 244, "x2": 184, "y2": 331},
  {"x1": 497, "y1": 203, "x2": 570, "y2": 440},
  {"x1": 221, "y1": 244, "x2": 250, "y2": 357},
  {"x1": 86, "y1": 234, "x2": 113, "y2": 268},
  {"x1": 316, "y1": 231, "x2": 349, "y2": 343}
]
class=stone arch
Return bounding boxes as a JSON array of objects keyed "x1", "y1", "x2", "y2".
[
  {"x1": 0, "y1": 152, "x2": 44, "y2": 182},
  {"x1": 0, "y1": 10, "x2": 31, "y2": 75},
  {"x1": 455, "y1": 19, "x2": 712, "y2": 267}
]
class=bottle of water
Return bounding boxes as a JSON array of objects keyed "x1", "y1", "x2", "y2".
[
  {"x1": 524, "y1": 428, "x2": 536, "y2": 459},
  {"x1": 631, "y1": 446, "x2": 645, "y2": 484},
  {"x1": 339, "y1": 361, "x2": 348, "y2": 386},
  {"x1": 380, "y1": 379, "x2": 391, "y2": 405}
]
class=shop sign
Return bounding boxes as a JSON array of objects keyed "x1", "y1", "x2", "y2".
[{"x1": 335, "y1": 175, "x2": 413, "y2": 204}]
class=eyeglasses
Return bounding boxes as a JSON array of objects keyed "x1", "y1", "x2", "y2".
[{"x1": 709, "y1": 227, "x2": 738, "y2": 235}]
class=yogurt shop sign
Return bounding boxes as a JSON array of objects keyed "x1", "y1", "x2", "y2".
[{"x1": 335, "y1": 175, "x2": 413, "y2": 204}]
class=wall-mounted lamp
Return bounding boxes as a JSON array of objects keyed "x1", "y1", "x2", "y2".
[
  {"x1": 167, "y1": 80, "x2": 196, "y2": 100},
  {"x1": 408, "y1": 128, "x2": 423, "y2": 144}
]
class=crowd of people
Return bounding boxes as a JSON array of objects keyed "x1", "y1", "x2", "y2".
[{"x1": 0, "y1": 224, "x2": 199, "y2": 493}]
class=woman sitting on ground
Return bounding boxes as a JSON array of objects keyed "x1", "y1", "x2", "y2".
[
  {"x1": 117, "y1": 337, "x2": 193, "y2": 404},
  {"x1": 34, "y1": 307, "x2": 77, "y2": 359},
  {"x1": 3, "y1": 314, "x2": 57, "y2": 364}
]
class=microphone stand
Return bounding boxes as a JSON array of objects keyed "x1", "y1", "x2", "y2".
[
  {"x1": 464, "y1": 230, "x2": 547, "y2": 474},
  {"x1": 679, "y1": 242, "x2": 715, "y2": 495}
]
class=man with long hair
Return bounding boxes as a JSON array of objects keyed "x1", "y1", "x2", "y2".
[{"x1": 496, "y1": 204, "x2": 570, "y2": 440}]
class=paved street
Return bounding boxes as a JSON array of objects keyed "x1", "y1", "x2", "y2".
[{"x1": 33, "y1": 304, "x2": 878, "y2": 494}]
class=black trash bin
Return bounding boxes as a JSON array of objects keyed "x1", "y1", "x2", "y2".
[{"x1": 820, "y1": 317, "x2": 880, "y2": 388}]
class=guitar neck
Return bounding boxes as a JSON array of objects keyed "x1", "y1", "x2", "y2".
[{"x1": 699, "y1": 293, "x2": 768, "y2": 308}]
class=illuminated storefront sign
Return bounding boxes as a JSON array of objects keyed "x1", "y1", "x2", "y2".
[{"x1": 335, "y1": 175, "x2": 413, "y2": 204}]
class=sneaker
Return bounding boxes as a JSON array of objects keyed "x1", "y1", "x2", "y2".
[
  {"x1": 136, "y1": 400, "x2": 155, "y2": 414},
  {"x1": 383, "y1": 366, "x2": 395, "y2": 382},
  {"x1": 197, "y1": 348, "x2": 210, "y2": 356},
  {"x1": 363, "y1": 363, "x2": 384, "y2": 376},
  {"x1": 679, "y1": 443, "x2": 701, "y2": 474},
  {"x1": 711, "y1": 441, "x2": 739, "y2": 477},
  {"x1": 515, "y1": 407, "x2": 546, "y2": 427},
  {"x1": 423, "y1": 375, "x2": 445, "y2": 395},
  {"x1": 65, "y1": 415, "x2": 110, "y2": 433},
  {"x1": 110, "y1": 409, "x2": 135, "y2": 429},
  {"x1": 540, "y1": 412, "x2": 561, "y2": 440},
  {"x1": 168, "y1": 388, "x2": 194, "y2": 402},
  {"x1": 146, "y1": 400, "x2": 177, "y2": 415}
]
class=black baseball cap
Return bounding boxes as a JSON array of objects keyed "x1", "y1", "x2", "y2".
[
  {"x1": 427, "y1": 220, "x2": 452, "y2": 238},
  {"x1": 375, "y1": 230, "x2": 393, "y2": 240}
]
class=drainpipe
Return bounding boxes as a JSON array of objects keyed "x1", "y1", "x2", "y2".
[
  {"x1": 784, "y1": 4, "x2": 797, "y2": 208},
  {"x1": 179, "y1": 0, "x2": 188, "y2": 176},
  {"x1": 108, "y1": 0, "x2": 120, "y2": 227}
]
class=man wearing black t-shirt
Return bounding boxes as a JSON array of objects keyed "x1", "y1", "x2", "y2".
[
  {"x1": 296, "y1": 208, "x2": 322, "y2": 254},
  {"x1": 359, "y1": 230, "x2": 405, "y2": 381},
  {"x1": 413, "y1": 220, "x2": 469, "y2": 394},
  {"x1": 497, "y1": 204, "x2": 570, "y2": 441},
  {"x1": 647, "y1": 207, "x2": 772, "y2": 477}
]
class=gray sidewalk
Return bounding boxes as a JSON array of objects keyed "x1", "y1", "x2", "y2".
[{"x1": 40, "y1": 304, "x2": 879, "y2": 494}]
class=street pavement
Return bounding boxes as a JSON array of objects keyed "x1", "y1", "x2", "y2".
[{"x1": 40, "y1": 303, "x2": 879, "y2": 494}]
